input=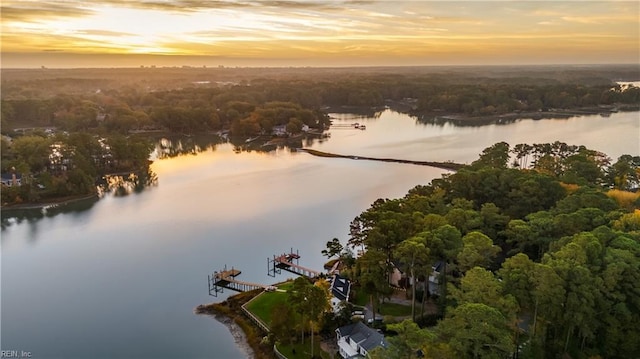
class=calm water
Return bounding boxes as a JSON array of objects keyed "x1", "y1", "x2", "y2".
[{"x1": 1, "y1": 110, "x2": 638, "y2": 358}]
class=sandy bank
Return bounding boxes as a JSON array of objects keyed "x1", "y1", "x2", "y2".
[{"x1": 195, "y1": 291, "x2": 272, "y2": 359}]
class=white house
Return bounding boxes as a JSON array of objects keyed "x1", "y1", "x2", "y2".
[
  {"x1": 271, "y1": 125, "x2": 287, "y2": 136},
  {"x1": 336, "y1": 321, "x2": 387, "y2": 358},
  {"x1": 428, "y1": 261, "x2": 445, "y2": 297},
  {"x1": 0, "y1": 173, "x2": 22, "y2": 187}
]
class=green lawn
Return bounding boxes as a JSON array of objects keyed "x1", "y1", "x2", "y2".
[
  {"x1": 244, "y1": 279, "x2": 334, "y2": 358},
  {"x1": 380, "y1": 302, "x2": 412, "y2": 316},
  {"x1": 342, "y1": 286, "x2": 411, "y2": 316},
  {"x1": 276, "y1": 337, "x2": 331, "y2": 359},
  {"x1": 352, "y1": 288, "x2": 369, "y2": 306},
  {"x1": 277, "y1": 280, "x2": 294, "y2": 292},
  {"x1": 245, "y1": 291, "x2": 288, "y2": 327},
  {"x1": 244, "y1": 280, "x2": 294, "y2": 327}
]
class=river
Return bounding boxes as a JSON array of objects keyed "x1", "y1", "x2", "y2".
[{"x1": 1, "y1": 109, "x2": 638, "y2": 358}]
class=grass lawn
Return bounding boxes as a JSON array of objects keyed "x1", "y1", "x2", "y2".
[
  {"x1": 244, "y1": 279, "x2": 334, "y2": 358},
  {"x1": 244, "y1": 280, "x2": 295, "y2": 327},
  {"x1": 245, "y1": 291, "x2": 288, "y2": 327},
  {"x1": 380, "y1": 301, "x2": 412, "y2": 316},
  {"x1": 277, "y1": 280, "x2": 294, "y2": 291},
  {"x1": 352, "y1": 288, "x2": 369, "y2": 306},
  {"x1": 276, "y1": 336, "x2": 331, "y2": 359}
]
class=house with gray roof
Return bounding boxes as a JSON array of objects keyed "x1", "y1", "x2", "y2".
[
  {"x1": 329, "y1": 274, "x2": 351, "y2": 301},
  {"x1": 428, "y1": 261, "x2": 445, "y2": 296},
  {"x1": 335, "y1": 321, "x2": 387, "y2": 358},
  {"x1": 328, "y1": 274, "x2": 351, "y2": 313},
  {"x1": 1, "y1": 172, "x2": 22, "y2": 187}
]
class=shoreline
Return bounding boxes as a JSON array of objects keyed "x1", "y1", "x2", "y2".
[
  {"x1": 0, "y1": 193, "x2": 98, "y2": 211},
  {"x1": 409, "y1": 104, "x2": 640, "y2": 126},
  {"x1": 1, "y1": 168, "x2": 152, "y2": 211},
  {"x1": 195, "y1": 290, "x2": 272, "y2": 359},
  {"x1": 206, "y1": 311, "x2": 255, "y2": 359}
]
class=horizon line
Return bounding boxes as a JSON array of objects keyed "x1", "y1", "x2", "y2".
[{"x1": 3, "y1": 63, "x2": 639, "y2": 71}]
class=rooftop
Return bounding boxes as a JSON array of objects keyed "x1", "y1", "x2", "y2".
[
  {"x1": 336, "y1": 321, "x2": 387, "y2": 352},
  {"x1": 329, "y1": 274, "x2": 351, "y2": 301}
]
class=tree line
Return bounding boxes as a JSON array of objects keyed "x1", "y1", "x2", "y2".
[
  {"x1": 1, "y1": 86, "x2": 331, "y2": 136},
  {"x1": 328, "y1": 141, "x2": 639, "y2": 358},
  {"x1": 2, "y1": 71, "x2": 638, "y2": 135},
  {"x1": 1, "y1": 133, "x2": 153, "y2": 205}
]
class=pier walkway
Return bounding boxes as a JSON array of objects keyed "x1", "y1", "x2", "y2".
[
  {"x1": 208, "y1": 265, "x2": 266, "y2": 297},
  {"x1": 268, "y1": 249, "x2": 321, "y2": 279}
]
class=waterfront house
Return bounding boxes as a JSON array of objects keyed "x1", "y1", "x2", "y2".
[
  {"x1": 389, "y1": 261, "x2": 405, "y2": 288},
  {"x1": 1, "y1": 172, "x2": 22, "y2": 187},
  {"x1": 390, "y1": 259, "x2": 444, "y2": 296},
  {"x1": 328, "y1": 274, "x2": 351, "y2": 313},
  {"x1": 336, "y1": 321, "x2": 387, "y2": 358},
  {"x1": 49, "y1": 142, "x2": 74, "y2": 174},
  {"x1": 389, "y1": 260, "x2": 413, "y2": 289},
  {"x1": 329, "y1": 274, "x2": 351, "y2": 301},
  {"x1": 428, "y1": 261, "x2": 444, "y2": 297},
  {"x1": 272, "y1": 125, "x2": 287, "y2": 136}
]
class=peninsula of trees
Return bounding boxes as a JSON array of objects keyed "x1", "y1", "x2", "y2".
[{"x1": 333, "y1": 141, "x2": 640, "y2": 359}]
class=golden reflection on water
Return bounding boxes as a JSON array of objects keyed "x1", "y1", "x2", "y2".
[
  {"x1": 145, "y1": 140, "x2": 441, "y2": 227},
  {"x1": 151, "y1": 144, "x2": 295, "y2": 178},
  {"x1": 139, "y1": 109, "x2": 640, "y2": 229}
]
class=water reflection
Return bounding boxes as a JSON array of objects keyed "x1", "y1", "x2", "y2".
[
  {"x1": 1, "y1": 195, "x2": 99, "y2": 231},
  {"x1": 100, "y1": 169, "x2": 158, "y2": 197},
  {"x1": 154, "y1": 135, "x2": 223, "y2": 159},
  {"x1": 1, "y1": 170, "x2": 158, "y2": 229},
  {"x1": 154, "y1": 132, "x2": 331, "y2": 158},
  {"x1": 3, "y1": 109, "x2": 637, "y2": 230},
  {"x1": 416, "y1": 114, "x2": 521, "y2": 127},
  {"x1": 414, "y1": 108, "x2": 627, "y2": 127},
  {"x1": 323, "y1": 106, "x2": 385, "y2": 118}
]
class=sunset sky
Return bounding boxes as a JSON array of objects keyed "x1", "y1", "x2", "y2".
[{"x1": 1, "y1": 1, "x2": 639, "y2": 68}]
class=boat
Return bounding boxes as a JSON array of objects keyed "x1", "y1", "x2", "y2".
[{"x1": 359, "y1": 125, "x2": 366, "y2": 130}]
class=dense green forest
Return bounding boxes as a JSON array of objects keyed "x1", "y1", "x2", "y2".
[
  {"x1": 2, "y1": 66, "x2": 639, "y2": 135},
  {"x1": 329, "y1": 142, "x2": 640, "y2": 359}
]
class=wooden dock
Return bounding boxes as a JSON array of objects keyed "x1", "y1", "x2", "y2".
[
  {"x1": 208, "y1": 265, "x2": 266, "y2": 297},
  {"x1": 267, "y1": 249, "x2": 321, "y2": 279}
]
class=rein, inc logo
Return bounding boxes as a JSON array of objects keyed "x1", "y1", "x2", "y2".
[{"x1": 1, "y1": 350, "x2": 32, "y2": 358}]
